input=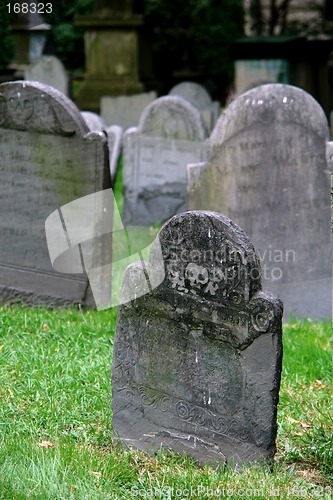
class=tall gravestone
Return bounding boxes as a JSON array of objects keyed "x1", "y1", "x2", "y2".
[
  {"x1": 112, "y1": 211, "x2": 283, "y2": 466},
  {"x1": 123, "y1": 96, "x2": 208, "y2": 226},
  {"x1": 81, "y1": 112, "x2": 123, "y2": 181},
  {"x1": 188, "y1": 84, "x2": 331, "y2": 319},
  {"x1": 0, "y1": 81, "x2": 111, "y2": 306},
  {"x1": 169, "y1": 81, "x2": 220, "y2": 133}
]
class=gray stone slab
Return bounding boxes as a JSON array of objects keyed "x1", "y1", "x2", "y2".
[
  {"x1": 169, "y1": 81, "x2": 220, "y2": 133},
  {"x1": 101, "y1": 91, "x2": 157, "y2": 129},
  {"x1": 24, "y1": 55, "x2": 69, "y2": 96},
  {"x1": 188, "y1": 84, "x2": 331, "y2": 320},
  {"x1": 0, "y1": 81, "x2": 111, "y2": 307},
  {"x1": 106, "y1": 125, "x2": 123, "y2": 182},
  {"x1": 123, "y1": 95, "x2": 208, "y2": 226},
  {"x1": 81, "y1": 112, "x2": 123, "y2": 182},
  {"x1": 326, "y1": 141, "x2": 333, "y2": 171},
  {"x1": 112, "y1": 211, "x2": 283, "y2": 467}
]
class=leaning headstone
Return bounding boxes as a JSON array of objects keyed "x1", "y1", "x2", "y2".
[
  {"x1": 0, "y1": 81, "x2": 111, "y2": 306},
  {"x1": 106, "y1": 125, "x2": 123, "y2": 182},
  {"x1": 326, "y1": 141, "x2": 333, "y2": 171},
  {"x1": 169, "y1": 81, "x2": 220, "y2": 133},
  {"x1": 81, "y1": 111, "x2": 106, "y2": 132},
  {"x1": 81, "y1": 112, "x2": 122, "y2": 181},
  {"x1": 123, "y1": 96, "x2": 208, "y2": 226},
  {"x1": 188, "y1": 84, "x2": 331, "y2": 320},
  {"x1": 101, "y1": 91, "x2": 157, "y2": 130},
  {"x1": 24, "y1": 55, "x2": 69, "y2": 96},
  {"x1": 112, "y1": 211, "x2": 283, "y2": 467}
]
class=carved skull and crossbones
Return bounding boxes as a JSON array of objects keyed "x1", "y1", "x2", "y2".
[{"x1": 185, "y1": 263, "x2": 209, "y2": 288}]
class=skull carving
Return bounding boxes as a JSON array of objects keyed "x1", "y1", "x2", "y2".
[{"x1": 185, "y1": 263, "x2": 209, "y2": 288}]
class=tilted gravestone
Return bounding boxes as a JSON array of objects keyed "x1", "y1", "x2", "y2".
[
  {"x1": 81, "y1": 111, "x2": 123, "y2": 182},
  {"x1": 123, "y1": 96, "x2": 208, "y2": 226},
  {"x1": 24, "y1": 56, "x2": 69, "y2": 96},
  {"x1": 0, "y1": 81, "x2": 111, "y2": 306},
  {"x1": 188, "y1": 84, "x2": 331, "y2": 320},
  {"x1": 81, "y1": 111, "x2": 106, "y2": 132},
  {"x1": 169, "y1": 81, "x2": 220, "y2": 133},
  {"x1": 112, "y1": 211, "x2": 283, "y2": 467}
]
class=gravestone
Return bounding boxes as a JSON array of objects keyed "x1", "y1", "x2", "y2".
[
  {"x1": 112, "y1": 211, "x2": 283, "y2": 467},
  {"x1": 123, "y1": 96, "x2": 208, "y2": 226},
  {"x1": 326, "y1": 141, "x2": 333, "y2": 171},
  {"x1": 188, "y1": 83, "x2": 331, "y2": 320},
  {"x1": 0, "y1": 81, "x2": 111, "y2": 306},
  {"x1": 169, "y1": 82, "x2": 220, "y2": 133},
  {"x1": 81, "y1": 112, "x2": 122, "y2": 181},
  {"x1": 101, "y1": 91, "x2": 157, "y2": 129},
  {"x1": 24, "y1": 56, "x2": 69, "y2": 96},
  {"x1": 106, "y1": 125, "x2": 123, "y2": 182},
  {"x1": 81, "y1": 111, "x2": 106, "y2": 131}
]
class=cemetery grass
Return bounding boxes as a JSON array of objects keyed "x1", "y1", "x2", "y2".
[{"x1": 0, "y1": 308, "x2": 332, "y2": 500}]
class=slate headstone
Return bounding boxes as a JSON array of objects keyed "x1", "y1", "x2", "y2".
[
  {"x1": 81, "y1": 111, "x2": 123, "y2": 182},
  {"x1": 123, "y1": 96, "x2": 208, "y2": 226},
  {"x1": 169, "y1": 81, "x2": 220, "y2": 133},
  {"x1": 0, "y1": 81, "x2": 111, "y2": 306},
  {"x1": 24, "y1": 56, "x2": 69, "y2": 96},
  {"x1": 112, "y1": 211, "x2": 283, "y2": 467},
  {"x1": 188, "y1": 84, "x2": 331, "y2": 319},
  {"x1": 106, "y1": 125, "x2": 123, "y2": 182}
]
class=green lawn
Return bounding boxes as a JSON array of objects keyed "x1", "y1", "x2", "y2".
[{"x1": 0, "y1": 307, "x2": 331, "y2": 499}]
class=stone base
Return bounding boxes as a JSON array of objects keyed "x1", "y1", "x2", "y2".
[{"x1": 75, "y1": 77, "x2": 144, "y2": 112}]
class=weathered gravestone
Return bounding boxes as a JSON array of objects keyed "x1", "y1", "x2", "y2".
[
  {"x1": 81, "y1": 111, "x2": 106, "y2": 132},
  {"x1": 0, "y1": 81, "x2": 111, "y2": 306},
  {"x1": 188, "y1": 83, "x2": 331, "y2": 320},
  {"x1": 169, "y1": 81, "x2": 220, "y2": 133},
  {"x1": 112, "y1": 211, "x2": 283, "y2": 466},
  {"x1": 123, "y1": 96, "x2": 208, "y2": 226},
  {"x1": 24, "y1": 56, "x2": 69, "y2": 96},
  {"x1": 81, "y1": 111, "x2": 123, "y2": 182}
]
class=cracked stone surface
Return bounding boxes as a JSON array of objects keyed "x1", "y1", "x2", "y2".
[{"x1": 112, "y1": 211, "x2": 283, "y2": 467}]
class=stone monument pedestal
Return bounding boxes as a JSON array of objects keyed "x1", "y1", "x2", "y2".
[{"x1": 75, "y1": 13, "x2": 144, "y2": 112}]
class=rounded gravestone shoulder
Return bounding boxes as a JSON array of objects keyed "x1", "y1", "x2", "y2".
[
  {"x1": 0, "y1": 81, "x2": 89, "y2": 136},
  {"x1": 149, "y1": 210, "x2": 262, "y2": 308},
  {"x1": 169, "y1": 81, "x2": 212, "y2": 109},
  {"x1": 211, "y1": 83, "x2": 329, "y2": 145},
  {"x1": 138, "y1": 96, "x2": 207, "y2": 141}
]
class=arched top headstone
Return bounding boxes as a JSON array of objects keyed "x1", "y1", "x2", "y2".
[
  {"x1": 112, "y1": 210, "x2": 283, "y2": 466},
  {"x1": 188, "y1": 83, "x2": 331, "y2": 319},
  {"x1": 0, "y1": 81, "x2": 89, "y2": 137},
  {"x1": 148, "y1": 210, "x2": 281, "y2": 349},
  {"x1": 211, "y1": 83, "x2": 329, "y2": 146},
  {"x1": 169, "y1": 81, "x2": 213, "y2": 110},
  {"x1": 138, "y1": 96, "x2": 207, "y2": 141}
]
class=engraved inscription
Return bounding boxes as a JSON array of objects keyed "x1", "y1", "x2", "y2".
[{"x1": 175, "y1": 400, "x2": 251, "y2": 442}]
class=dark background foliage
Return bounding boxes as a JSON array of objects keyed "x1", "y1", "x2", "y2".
[
  {"x1": 0, "y1": 2, "x2": 14, "y2": 69},
  {"x1": 2, "y1": 0, "x2": 244, "y2": 98}
]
